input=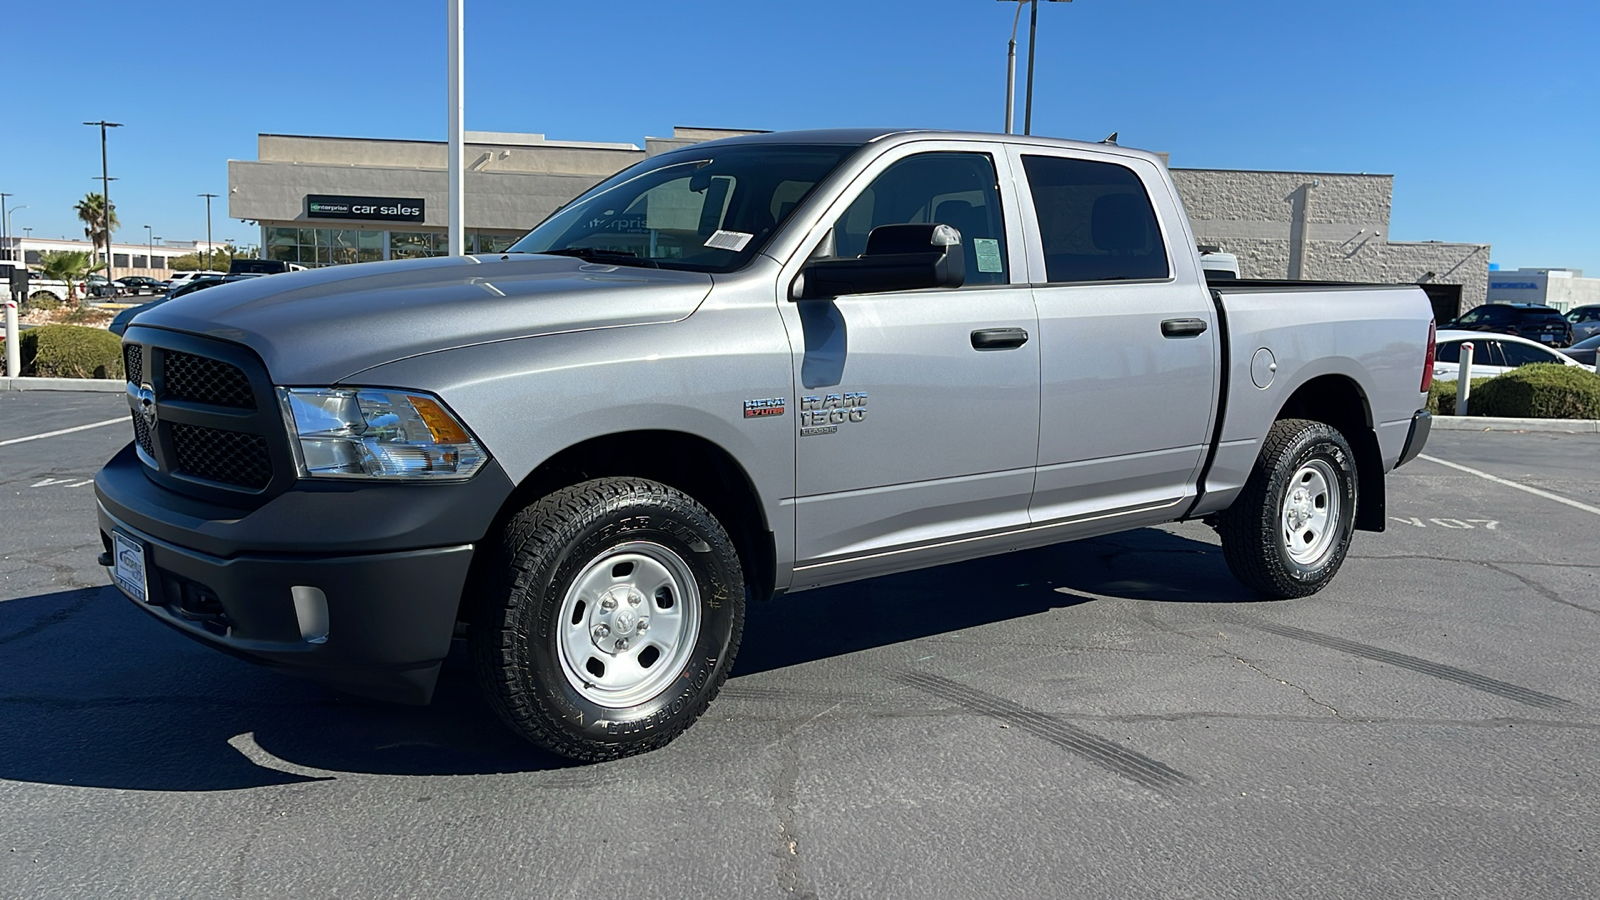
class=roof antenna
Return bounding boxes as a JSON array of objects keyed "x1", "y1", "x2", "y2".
[{"x1": 1100, "y1": 131, "x2": 1119, "y2": 145}]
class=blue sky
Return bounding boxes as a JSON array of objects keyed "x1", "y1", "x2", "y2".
[{"x1": 4, "y1": 0, "x2": 1596, "y2": 274}]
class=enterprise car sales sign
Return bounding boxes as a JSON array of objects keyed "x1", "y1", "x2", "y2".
[{"x1": 306, "y1": 195, "x2": 425, "y2": 222}]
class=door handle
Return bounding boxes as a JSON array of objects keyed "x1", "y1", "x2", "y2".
[
  {"x1": 1161, "y1": 318, "x2": 1209, "y2": 338},
  {"x1": 971, "y1": 327, "x2": 1030, "y2": 350}
]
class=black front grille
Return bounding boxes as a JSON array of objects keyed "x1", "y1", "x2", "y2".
[
  {"x1": 163, "y1": 351, "x2": 255, "y2": 409},
  {"x1": 170, "y1": 423, "x2": 272, "y2": 489},
  {"x1": 131, "y1": 411, "x2": 155, "y2": 458},
  {"x1": 124, "y1": 344, "x2": 143, "y2": 383}
]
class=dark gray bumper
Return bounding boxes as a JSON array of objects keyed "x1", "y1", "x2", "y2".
[{"x1": 1396, "y1": 409, "x2": 1431, "y2": 469}]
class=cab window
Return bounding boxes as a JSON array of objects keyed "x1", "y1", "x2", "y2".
[
  {"x1": 1021, "y1": 155, "x2": 1169, "y2": 283},
  {"x1": 828, "y1": 152, "x2": 1009, "y2": 286}
]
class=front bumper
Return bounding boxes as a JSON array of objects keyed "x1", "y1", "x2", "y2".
[{"x1": 95, "y1": 443, "x2": 515, "y2": 704}]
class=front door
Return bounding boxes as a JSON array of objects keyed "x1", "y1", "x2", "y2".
[{"x1": 778, "y1": 146, "x2": 1041, "y2": 586}]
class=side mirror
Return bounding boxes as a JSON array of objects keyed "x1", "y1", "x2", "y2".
[{"x1": 795, "y1": 223, "x2": 965, "y2": 300}]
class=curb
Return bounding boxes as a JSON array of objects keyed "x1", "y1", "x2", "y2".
[
  {"x1": 1, "y1": 377, "x2": 126, "y2": 393},
  {"x1": 1433, "y1": 415, "x2": 1600, "y2": 433}
]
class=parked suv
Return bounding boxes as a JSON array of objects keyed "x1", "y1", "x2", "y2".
[
  {"x1": 1565, "y1": 305, "x2": 1600, "y2": 343},
  {"x1": 1449, "y1": 303, "x2": 1573, "y2": 346}
]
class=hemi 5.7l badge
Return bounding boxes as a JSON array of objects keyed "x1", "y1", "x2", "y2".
[{"x1": 743, "y1": 398, "x2": 786, "y2": 418}]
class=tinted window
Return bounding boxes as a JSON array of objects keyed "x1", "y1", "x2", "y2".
[
  {"x1": 1021, "y1": 155, "x2": 1168, "y2": 283},
  {"x1": 1437, "y1": 340, "x2": 1504, "y2": 367},
  {"x1": 1499, "y1": 342, "x2": 1560, "y2": 367},
  {"x1": 1513, "y1": 307, "x2": 1565, "y2": 323},
  {"x1": 829, "y1": 152, "x2": 1008, "y2": 286}
]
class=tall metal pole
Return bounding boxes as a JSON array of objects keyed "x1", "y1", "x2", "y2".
[
  {"x1": 199, "y1": 193, "x2": 219, "y2": 271},
  {"x1": 0, "y1": 193, "x2": 10, "y2": 262},
  {"x1": 1005, "y1": 2, "x2": 1024, "y2": 133},
  {"x1": 1023, "y1": 0, "x2": 1039, "y2": 135},
  {"x1": 84, "y1": 122, "x2": 122, "y2": 286},
  {"x1": 447, "y1": 0, "x2": 465, "y2": 256},
  {"x1": 145, "y1": 225, "x2": 152, "y2": 272}
]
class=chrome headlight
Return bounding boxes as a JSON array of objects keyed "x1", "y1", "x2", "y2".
[{"x1": 277, "y1": 388, "x2": 488, "y2": 480}]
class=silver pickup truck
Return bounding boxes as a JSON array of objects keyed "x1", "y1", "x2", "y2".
[{"x1": 97, "y1": 128, "x2": 1435, "y2": 760}]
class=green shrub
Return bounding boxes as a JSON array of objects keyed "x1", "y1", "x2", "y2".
[
  {"x1": 1471, "y1": 363, "x2": 1600, "y2": 419},
  {"x1": 1428, "y1": 377, "x2": 1492, "y2": 416},
  {"x1": 22, "y1": 325, "x2": 124, "y2": 379},
  {"x1": 23, "y1": 291, "x2": 62, "y2": 314}
]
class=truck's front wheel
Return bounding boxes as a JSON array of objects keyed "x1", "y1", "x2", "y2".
[
  {"x1": 471, "y1": 477, "x2": 745, "y2": 761},
  {"x1": 1216, "y1": 418, "x2": 1358, "y2": 599}
]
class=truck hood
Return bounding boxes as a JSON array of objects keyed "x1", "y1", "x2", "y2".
[{"x1": 134, "y1": 254, "x2": 714, "y2": 384}]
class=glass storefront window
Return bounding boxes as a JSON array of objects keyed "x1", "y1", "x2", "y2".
[
  {"x1": 390, "y1": 232, "x2": 446, "y2": 260},
  {"x1": 266, "y1": 226, "x2": 387, "y2": 267},
  {"x1": 473, "y1": 233, "x2": 521, "y2": 254}
]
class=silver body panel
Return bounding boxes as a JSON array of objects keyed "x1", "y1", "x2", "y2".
[{"x1": 132, "y1": 129, "x2": 1434, "y2": 596}]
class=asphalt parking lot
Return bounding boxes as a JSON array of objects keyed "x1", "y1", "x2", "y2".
[{"x1": 2, "y1": 390, "x2": 1597, "y2": 899}]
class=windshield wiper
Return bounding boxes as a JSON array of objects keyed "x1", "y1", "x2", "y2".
[{"x1": 535, "y1": 247, "x2": 660, "y2": 268}]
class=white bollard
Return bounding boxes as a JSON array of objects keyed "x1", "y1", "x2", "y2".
[
  {"x1": 4, "y1": 295, "x2": 18, "y2": 378},
  {"x1": 1456, "y1": 341, "x2": 1474, "y2": 416}
]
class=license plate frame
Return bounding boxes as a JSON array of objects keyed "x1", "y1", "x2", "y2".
[
  {"x1": 112, "y1": 531, "x2": 150, "y2": 604},
  {"x1": 1539, "y1": 334, "x2": 1554, "y2": 343}
]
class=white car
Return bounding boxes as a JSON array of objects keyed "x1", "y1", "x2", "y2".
[
  {"x1": 165, "y1": 271, "x2": 226, "y2": 292},
  {"x1": 1567, "y1": 305, "x2": 1600, "y2": 343},
  {"x1": 1433, "y1": 329, "x2": 1595, "y2": 380}
]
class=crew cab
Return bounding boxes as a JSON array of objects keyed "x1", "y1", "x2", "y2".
[{"x1": 96, "y1": 129, "x2": 1435, "y2": 761}]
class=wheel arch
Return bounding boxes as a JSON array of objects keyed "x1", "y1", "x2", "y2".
[
  {"x1": 1273, "y1": 373, "x2": 1386, "y2": 532},
  {"x1": 464, "y1": 429, "x2": 776, "y2": 621}
]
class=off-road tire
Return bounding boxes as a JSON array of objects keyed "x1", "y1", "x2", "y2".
[
  {"x1": 471, "y1": 477, "x2": 745, "y2": 761},
  {"x1": 1216, "y1": 418, "x2": 1358, "y2": 599}
]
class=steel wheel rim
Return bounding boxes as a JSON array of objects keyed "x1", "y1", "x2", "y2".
[
  {"x1": 1281, "y1": 459, "x2": 1340, "y2": 565},
  {"x1": 556, "y1": 540, "x2": 702, "y2": 708}
]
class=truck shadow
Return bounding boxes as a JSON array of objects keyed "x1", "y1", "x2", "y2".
[{"x1": 0, "y1": 527, "x2": 1256, "y2": 790}]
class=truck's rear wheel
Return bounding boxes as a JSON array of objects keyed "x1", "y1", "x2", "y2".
[
  {"x1": 1216, "y1": 418, "x2": 1357, "y2": 599},
  {"x1": 471, "y1": 477, "x2": 744, "y2": 761}
]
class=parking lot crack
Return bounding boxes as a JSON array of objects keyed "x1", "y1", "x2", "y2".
[
  {"x1": 1234, "y1": 656, "x2": 1341, "y2": 718},
  {"x1": 1480, "y1": 562, "x2": 1600, "y2": 618},
  {"x1": 771, "y1": 724, "x2": 819, "y2": 900}
]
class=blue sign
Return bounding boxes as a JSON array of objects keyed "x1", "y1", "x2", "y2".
[{"x1": 1490, "y1": 282, "x2": 1539, "y2": 290}]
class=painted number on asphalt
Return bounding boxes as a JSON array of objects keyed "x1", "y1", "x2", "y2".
[
  {"x1": 31, "y1": 477, "x2": 95, "y2": 489},
  {"x1": 1390, "y1": 517, "x2": 1500, "y2": 530}
]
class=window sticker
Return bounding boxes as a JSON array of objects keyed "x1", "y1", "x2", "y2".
[
  {"x1": 973, "y1": 238, "x2": 1004, "y2": 273},
  {"x1": 704, "y1": 230, "x2": 754, "y2": 252}
]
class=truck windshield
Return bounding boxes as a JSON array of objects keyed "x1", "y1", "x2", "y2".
[{"x1": 508, "y1": 144, "x2": 856, "y2": 273}]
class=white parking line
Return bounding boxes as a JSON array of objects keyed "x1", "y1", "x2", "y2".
[
  {"x1": 0, "y1": 417, "x2": 126, "y2": 447},
  {"x1": 1419, "y1": 453, "x2": 1600, "y2": 518}
]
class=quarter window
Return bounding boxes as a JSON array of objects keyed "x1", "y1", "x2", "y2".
[
  {"x1": 1021, "y1": 155, "x2": 1169, "y2": 283},
  {"x1": 829, "y1": 152, "x2": 1009, "y2": 286},
  {"x1": 1499, "y1": 342, "x2": 1559, "y2": 367}
]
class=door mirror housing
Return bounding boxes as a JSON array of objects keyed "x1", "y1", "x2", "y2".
[{"x1": 795, "y1": 223, "x2": 966, "y2": 300}]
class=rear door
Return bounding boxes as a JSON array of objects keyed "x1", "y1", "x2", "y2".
[
  {"x1": 778, "y1": 143, "x2": 1040, "y2": 583},
  {"x1": 1007, "y1": 147, "x2": 1218, "y2": 524}
]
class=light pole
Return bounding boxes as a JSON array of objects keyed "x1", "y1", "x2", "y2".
[
  {"x1": 83, "y1": 121, "x2": 123, "y2": 282},
  {"x1": 5, "y1": 206, "x2": 26, "y2": 261},
  {"x1": 997, "y1": 1, "x2": 1071, "y2": 136},
  {"x1": 447, "y1": 0, "x2": 465, "y2": 256},
  {"x1": 198, "y1": 193, "x2": 219, "y2": 270},
  {"x1": 144, "y1": 225, "x2": 153, "y2": 270},
  {"x1": 0, "y1": 192, "x2": 11, "y2": 261}
]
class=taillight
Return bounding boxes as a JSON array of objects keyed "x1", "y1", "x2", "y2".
[{"x1": 1421, "y1": 321, "x2": 1436, "y2": 392}]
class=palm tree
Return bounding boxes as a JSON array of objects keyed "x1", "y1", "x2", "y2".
[
  {"x1": 38, "y1": 249, "x2": 103, "y2": 305},
  {"x1": 74, "y1": 193, "x2": 118, "y2": 263}
]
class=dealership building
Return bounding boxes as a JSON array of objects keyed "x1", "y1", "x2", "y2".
[{"x1": 228, "y1": 126, "x2": 1488, "y2": 319}]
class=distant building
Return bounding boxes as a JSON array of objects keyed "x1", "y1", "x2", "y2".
[
  {"x1": 1169, "y1": 169, "x2": 1489, "y2": 322},
  {"x1": 4, "y1": 237, "x2": 228, "y2": 278},
  {"x1": 1485, "y1": 268, "x2": 1600, "y2": 313}
]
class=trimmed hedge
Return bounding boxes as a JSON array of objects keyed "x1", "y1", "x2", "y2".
[
  {"x1": 1427, "y1": 377, "x2": 1492, "y2": 416},
  {"x1": 1, "y1": 325, "x2": 124, "y2": 379},
  {"x1": 1472, "y1": 363, "x2": 1600, "y2": 420}
]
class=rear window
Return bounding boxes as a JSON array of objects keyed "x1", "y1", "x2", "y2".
[
  {"x1": 1021, "y1": 155, "x2": 1169, "y2": 283},
  {"x1": 1513, "y1": 307, "x2": 1565, "y2": 322}
]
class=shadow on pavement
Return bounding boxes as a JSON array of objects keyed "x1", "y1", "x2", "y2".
[{"x1": 0, "y1": 527, "x2": 1256, "y2": 790}]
